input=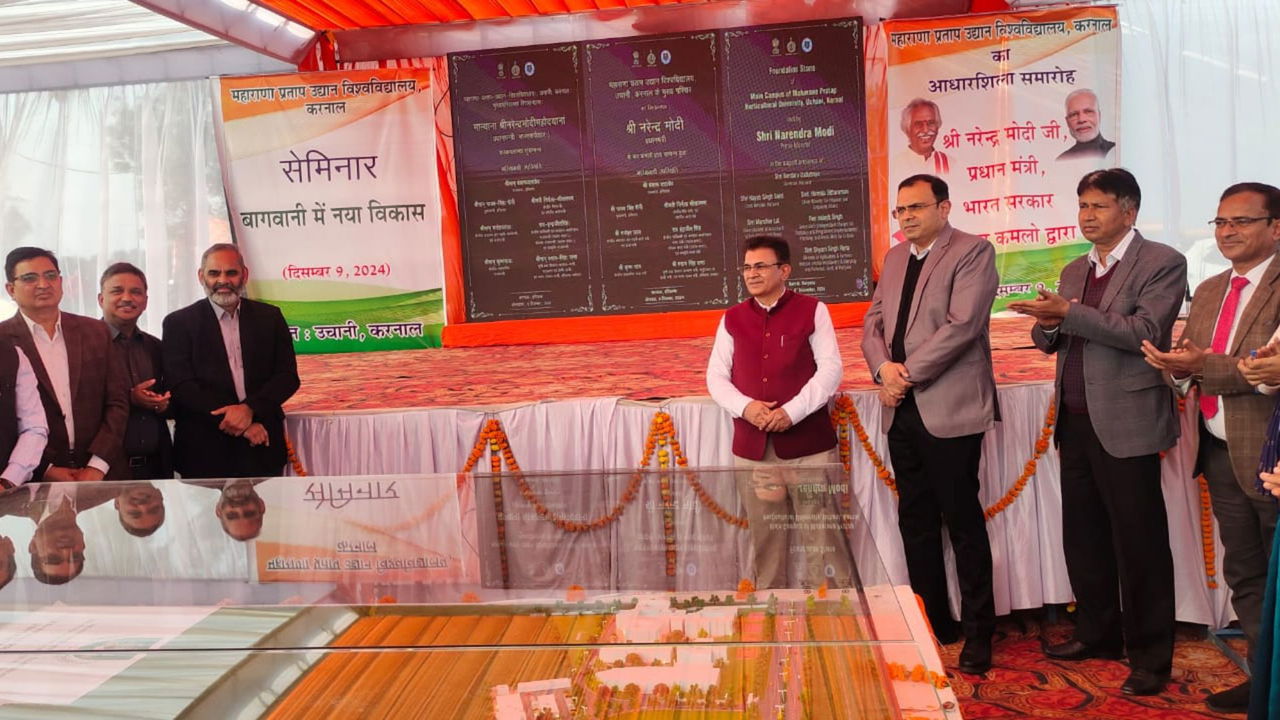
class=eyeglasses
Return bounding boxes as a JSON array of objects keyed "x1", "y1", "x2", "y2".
[
  {"x1": 892, "y1": 202, "x2": 939, "y2": 219},
  {"x1": 740, "y1": 262, "x2": 783, "y2": 274},
  {"x1": 1209, "y1": 216, "x2": 1274, "y2": 230},
  {"x1": 13, "y1": 270, "x2": 61, "y2": 284}
]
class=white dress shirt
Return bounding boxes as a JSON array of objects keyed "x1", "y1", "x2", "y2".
[
  {"x1": 706, "y1": 294, "x2": 842, "y2": 424},
  {"x1": 211, "y1": 299, "x2": 247, "y2": 402},
  {"x1": 20, "y1": 311, "x2": 108, "y2": 475},
  {"x1": 1040, "y1": 227, "x2": 1137, "y2": 344},
  {"x1": 3, "y1": 347, "x2": 50, "y2": 486}
]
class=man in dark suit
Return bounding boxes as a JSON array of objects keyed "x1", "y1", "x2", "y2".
[
  {"x1": 1141, "y1": 182, "x2": 1280, "y2": 713},
  {"x1": 1011, "y1": 168, "x2": 1186, "y2": 696},
  {"x1": 1, "y1": 247, "x2": 129, "y2": 482},
  {"x1": 163, "y1": 243, "x2": 299, "y2": 479},
  {"x1": 99, "y1": 262, "x2": 172, "y2": 481},
  {"x1": 862, "y1": 174, "x2": 1000, "y2": 675}
]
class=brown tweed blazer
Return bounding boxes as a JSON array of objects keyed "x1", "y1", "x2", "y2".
[{"x1": 1179, "y1": 252, "x2": 1280, "y2": 490}]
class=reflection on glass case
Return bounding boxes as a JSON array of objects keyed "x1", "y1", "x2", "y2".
[{"x1": 0, "y1": 469, "x2": 953, "y2": 719}]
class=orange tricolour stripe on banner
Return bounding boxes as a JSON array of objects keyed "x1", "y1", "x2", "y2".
[
  {"x1": 431, "y1": 57, "x2": 467, "y2": 328},
  {"x1": 886, "y1": 5, "x2": 1118, "y2": 66},
  {"x1": 441, "y1": 302, "x2": 868, "y2": 347},
  {"x1": 219, "y1": 70, "x2": 428, "y2": 126},
  {"x1": 865, "y1": 24, "x2": 890, "y2": 281}
]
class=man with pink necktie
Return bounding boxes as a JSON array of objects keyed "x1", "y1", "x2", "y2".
[{"x1": 1142, "y1": 182, "x2": 1280, "y2": 714}]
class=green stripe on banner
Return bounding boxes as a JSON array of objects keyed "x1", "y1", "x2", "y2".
[
  {"x1": 268, "y1": 289, "x2": 444, "y2": 354},
  {"x1": 993, "y1": 242, "x2": 1090, "y2": 312}
]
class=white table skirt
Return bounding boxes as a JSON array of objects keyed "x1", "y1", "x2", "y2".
[{"x1": 286, "y1": 381, "x2": 1236, "y2": 628}]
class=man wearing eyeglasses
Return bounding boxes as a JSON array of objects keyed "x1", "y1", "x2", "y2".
[
  {"x1": 862, "y1": 174, "x2": 998, "y2": 675},
  {"x1": 1140, "y1": 182, "x2": 1280, "y2": 712},
  {"x1": 1, "y1": 247, "x2": 128, "y2": 483},
  {"x1": 706, "y1": 235, "x2": 850, "y2": 590},
  {"x1": 1013, "y1": 169, "x2": 1186, "y2": 697},
  {"x1": 99, "y1": 263, "x2": 172, "y2": 482}
]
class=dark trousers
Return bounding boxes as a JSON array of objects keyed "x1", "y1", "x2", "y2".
[
  {"x1": 1200, "y1": 424, "x2": 1277, "y2": 663},
  {"x1": 1058, "y1": 411, "x2": 1174, "y2": 674},
  {"x1": 125, "y1": 454, "x2": 171, "y2": 481},
  {"x1": 888, "y1": 393, "x2": 995, "y2": 641}
]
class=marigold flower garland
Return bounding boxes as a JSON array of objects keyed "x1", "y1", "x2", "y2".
[
  {"x1": 649, "y1": 411, "x2": 749, "y2": 530},
  {"x1": 886, "y1": 662, "x2": 951, "y2": 689},
  {"x1": 1178, "y1": 395, "x2": 1218, "y2": 589},
  {"x1": 984, "y1": 400, "x2": 1056, "y2": 520},
  {"x1": 832, "y1": 395, "x2": 895, "y2": 493},
  {"x1": 285, "y1": 434, "x2": 307, "y2": 476},
  {"x1": 462, "y1": 418, "x2": 516, "y2": 584},
  {"x1": 830, "y1": 394, "x2": 1057, "y2": 521},
  {"x1": 1197, "y1": 473, "x2": 1218, "y2": 589},
  {"x1": 462, "y1": 418, "x2": 646, "y2": 532}
]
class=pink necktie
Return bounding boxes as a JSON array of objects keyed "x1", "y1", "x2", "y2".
[{"x1": 1201, "y1": 275, "x2": 1251, "y2": 419}]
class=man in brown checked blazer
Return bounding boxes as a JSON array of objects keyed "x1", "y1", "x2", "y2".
[
  {"x1": 862, "y1": 174, "x2": 999, "y2": 675},
  {"x1": 1142, "y1": 182, "x2": 1280, "y2": 713},
  {"x1": 1012, "y1": 169, "x2": 1186, "y2": 697},
  {"x1": 1, "y1": 247, "x2": 129, "y2": 482}
]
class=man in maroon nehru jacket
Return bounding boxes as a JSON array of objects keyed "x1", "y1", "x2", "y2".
[
  {"x1": 863, "y1": 174, "x2": 998, "y2": 675},
  {"x1": 706, "y1": 235, "x2": 850, "y2": 591}
]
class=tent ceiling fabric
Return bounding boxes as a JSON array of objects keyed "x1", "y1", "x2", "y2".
[
  {"x1": 0, "y1": 0, "x2": 224, "y2": 67},
  {"x1": 0, "y1": 0, "x2": 981, "y2": 79},
  {"x1": 253, "y1": 0, "x2": 701, "y2": 32}
]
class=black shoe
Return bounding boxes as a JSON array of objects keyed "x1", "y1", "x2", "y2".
[
  {"x1": 1205, "y1": 680, "x2": 1251, "y2": 714},
  {"x1": 1121, "y1": 668, "x2": 1167, "y2": 696},
  {"x1": 957, "y1": 636, "x2": 993, "y2": 674},
  {"x1": 1045, "y1": 639, "x2": 1123, "y2": 661}
]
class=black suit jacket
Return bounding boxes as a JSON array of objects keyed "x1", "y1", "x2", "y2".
[
  {"x1": 162, "y1": 298, "x2": 299, "y2": 478},
  {"x1": 110, "y1": 327, "x2": 174, "y2": 479},
  {"x1": 0, "y1": 312, "x2": 129, "y2": 479}
]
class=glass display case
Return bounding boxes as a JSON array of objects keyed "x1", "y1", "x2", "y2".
[{"x1": 0, "y1": 467, "x2": 957, "y2": 719}]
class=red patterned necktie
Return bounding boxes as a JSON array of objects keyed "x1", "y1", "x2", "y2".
[{"x1": 1201, "y1": 275, "x2": 1251, "y2": 419}]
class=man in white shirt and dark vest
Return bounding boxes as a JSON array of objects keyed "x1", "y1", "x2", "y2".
[{"x1": 707, "y1": 236, "x2": 850, "y2": 591}]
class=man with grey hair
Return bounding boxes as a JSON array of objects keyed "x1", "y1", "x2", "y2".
[
  {"x1": 1057, "y1": 89, "x2": 1116, "y2": 161},
  {"x1": 162, "y1": 243, "x2": 299, "y2": 479},
  {"x1": 895, "y1": 98, "x2": 950, "y2": 175}
]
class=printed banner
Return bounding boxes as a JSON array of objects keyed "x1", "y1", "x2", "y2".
[
  {"x1": 449, "y1": 18, "x2": 872, "y2": 323},
  {"x1": 213, "y1": 70, "x2": 443, "y2": 353},
  {"x1": 883, "y1": 6, "x2": 1120, "y2": 310},
  {"x1": 251, "y1": 476, "x2": 466, "y2": 586}
]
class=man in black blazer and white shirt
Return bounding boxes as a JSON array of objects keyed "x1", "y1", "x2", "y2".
[{"x1": 162, "y1": 244, "x2": 299, "y2": 479}]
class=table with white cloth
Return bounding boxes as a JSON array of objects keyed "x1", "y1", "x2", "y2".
[{"x1": 287, "y1": 380, "x2": 1236, "y2": 629}]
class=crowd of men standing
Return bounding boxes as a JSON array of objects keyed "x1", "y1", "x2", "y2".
[
  {"x1": 4, "y1": 168, "x2": 1279, "y2": 712},
  {"x1": 0, "y1": 243, "x2": 299, "y2": 491},
  {"x1": 708, "y1": 169, "x2": 1280, "y2": 713}
]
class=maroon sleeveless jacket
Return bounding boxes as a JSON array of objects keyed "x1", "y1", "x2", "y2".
[{"x1": 724, "y1": 290, "x2": 837, "y2": 460}]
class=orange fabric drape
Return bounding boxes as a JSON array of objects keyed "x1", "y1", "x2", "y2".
[{"x1": 441, "y1": 303, "x2": 868, "y2": 347}]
